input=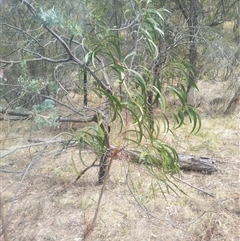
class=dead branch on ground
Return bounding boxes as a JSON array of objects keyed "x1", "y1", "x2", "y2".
[
  {"x1": 0, "y1": 193, "x2": 8, "y2": 241},
  {"x1": 124, "y1": 149, "x2": 217, "y2": 173}
]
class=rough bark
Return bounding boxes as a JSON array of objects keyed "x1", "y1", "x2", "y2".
[
  {"x1": 125, "y1": 150, "x2": 217, "y2": 173},
  {"x1": 224, "y1": 86, "x2": 240, "y2": 115},
  {"x1": 177, "y1": 154, "x2": 217, "y2": 173},
  {"x1": 175, "y1": 0, "x2": 200, "y2": 103}
]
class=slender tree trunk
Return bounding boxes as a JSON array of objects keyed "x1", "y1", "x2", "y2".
[
  {"x1": 175, "y1": 0, "x2": 199, "y2": 104},
  {"x1": 83, "y1": 68, "x2": 88, "y2": 106},
  {"x1": 187, "y1": 0, "x2": 199, "y2": 104},
  {"x1": 233, "y1": 3, "x2": 240, "y2": 68},
  {"x1": 233, "y1": 1, "x2": 240, "y2": 46}
]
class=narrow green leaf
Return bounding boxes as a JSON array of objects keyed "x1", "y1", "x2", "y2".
[
  {"x1": 70, "y1": 35, "x2": 74, "y2": 48},
  {"x1": 169, "y1": 87, "x2": 186, "y2": 106},
  {"x1": 108, "y1": 40, "x2": 122, "y2": 60}
]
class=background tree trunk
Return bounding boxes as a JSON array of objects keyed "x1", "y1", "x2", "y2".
[
  {"x1": 175, "y1": 0, "x2": 200, "y2": 104},
  {"x1": 187, "y1": 0, "x2": 199, "y2": 104}
]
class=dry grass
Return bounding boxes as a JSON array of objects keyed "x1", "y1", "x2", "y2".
[{"x1": 0, "y1": 114, "x2": 239, "y2": 241}]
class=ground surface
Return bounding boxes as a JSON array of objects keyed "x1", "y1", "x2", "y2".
[{"x1": 0, "y1": 115, "x2": 239, "y2": 241}]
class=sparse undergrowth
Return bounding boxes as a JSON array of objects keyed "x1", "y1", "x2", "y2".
[{"x1": 0, "y1": 115, "x2": 239, "y2": 241}]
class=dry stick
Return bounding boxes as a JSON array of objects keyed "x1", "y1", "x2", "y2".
[
  {"x1": 0, "y1": 140, "x2": 62, "y2": 159},
  {"x1": 0, "y1": 169, "x2": 22, "y2": 174},
  {"x1": 0, "y1": 145, "x2": 49, "y2": 237},
  {"x1": 0, "y1": 193, "x2": 8, "y2": 241},
  {"x1": 0, "y1": 132, "x2": 76, "y2": 159},
  {"x1": 173, "y1": 176, "x2": 215, "y2": 197},
  {"x1": 83, "y1": 148, "x2": 122, "y2": 240},
  {"x1": 73, "y1": 158, "x2": 99, "y2": 183}
]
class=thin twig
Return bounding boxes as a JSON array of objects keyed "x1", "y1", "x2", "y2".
[
  {"x1": 0, "y1": 131, "x2": 77, "y2": 159},
  {"x1": 0, "y1": 145, "x2": 48, "y2": 237},
  {"x1": 0, "y1": 169, "x2": 23, "y2": 174},
  {"x1": 173, "y1": 176, "x2": 216, "y2": 197},
  {"x1": 73, "y1": 158, "x2": 99, "y2": 183},
  {"x1": 0, "y1": 139, "x2": 64, "y2": 158},
  {"x1": 0, "y1": 193, "x2": 8, "y2": 241}
]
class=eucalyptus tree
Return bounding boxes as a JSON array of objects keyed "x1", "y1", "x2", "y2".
[
  {"x1": 198, "y1": 0, "x2": 240, "y2": 78},
  {"x1": 0, "y1": 0, "x2": 201, "y2": 186},
  {"x1": 149, "y1": 0, "x2": 239, "y2": 104}
]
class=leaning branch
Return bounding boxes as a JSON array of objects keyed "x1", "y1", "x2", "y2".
[
  {"x1": 0, "y1": 107, "x2": 99, "y2": 123},
  {"x1": 173, "y1": 176, "x2": 215, "y2": 197},
  {"x1": 0, "y1": 193, "x2": 8, "y2": 241},
  {"x1": 0, "y1": 57, "x2": 72, "y2": 65},
  {"x1": 1, "y1": 1, "x2": 113, "y2": 96},
  {"x1": 21, "y1": 0, "x2": 80, "y2": 64},
  {"x1": 0, "y1": 108, "x2": 32, "y2": 117},
  {"x1": 0, "y1": 139, "x2": 66, "y2": 159}
]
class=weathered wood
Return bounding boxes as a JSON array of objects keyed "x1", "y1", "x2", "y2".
[
  {"x1": 0, "y1": 107, "x2": 99, "y2": 123},
  {"x1": 124, "y1": 150, "x2": 217, "y2": 173},
  {"x1": 178, "y1": 154, "x2": 217, "y2": 173}
]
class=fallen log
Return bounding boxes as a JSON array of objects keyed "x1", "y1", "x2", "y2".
[
  {"x1": 178, "y1": 154, "x2": 217, "y2": 173},
  {"x1": 124, "y1": 150, "x2": 217, "y2": 173}
]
